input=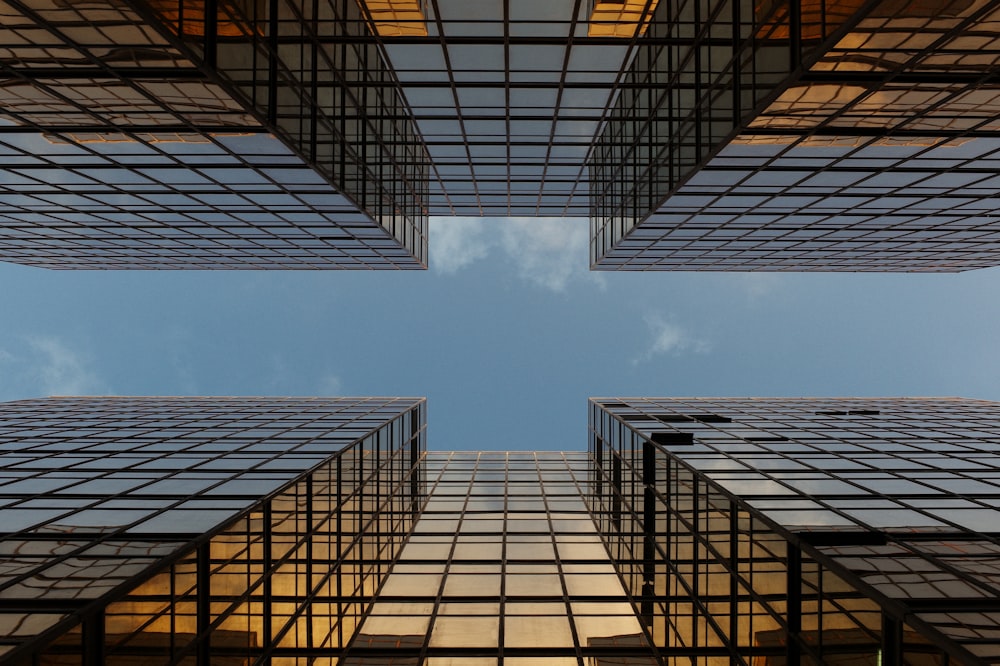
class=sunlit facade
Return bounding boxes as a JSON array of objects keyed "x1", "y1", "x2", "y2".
[
  {"x1": 5, "y1": 0, "x2": 1000, "y2": 270},
  {"x1": 591, "y1": 396, "x2": 1000, "y2": 666},
  {"x1": 344, "y1": 450, "x2": 664, "y2": 664}
]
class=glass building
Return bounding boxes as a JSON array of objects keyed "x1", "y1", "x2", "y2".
[
  {"x1": 591, "y1": 396, "x2": 1000, "y2": 666},
  {"x1": 3, "y1": 0, "x2": 1000, "y2": 270},
  {"x1": 0, "y1": 0, "x2": 428, "y2": 268},
  {"x1": 6, "y1": 395, "x2": 1000, "y2": 664},
  {"x1": 0, "y1": 396, "x2": 426, "y2": 664},
  {"x1": 590, "y1": 0, "x2": 1000, "y2": 271}
]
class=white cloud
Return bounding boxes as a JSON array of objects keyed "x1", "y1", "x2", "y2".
[
  {"x1": 499, "y1": 218, "x2": 604, "y2": 293},
  {"x1": 634, "y1": 314, "x2": 710, "y2": 363},
  {"x1": 740, "y1": 272, "x2": 783, "y2": 301},
  {"x1": 430, "y1": 217, "x2": 493, "y2": 274},
  {"x1": 0, "y1": 337, "x2": 108, "y2": 399},
  {"x1": 430, "y1": 216, "x2": 601, "y2": 293},
  {"x1": 27, "y1": 337, "x2": 107, "y2": 396},
  {"x1": 317, "y1": 374, "x2": 343, "y2": 395}
]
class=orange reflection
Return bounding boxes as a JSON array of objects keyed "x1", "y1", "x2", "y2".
[
  {"x1": 755, "y1": 0, "x2": 866, "y2": 41},
  {"x1": 756, "y1": 0, "x2": 975, "y2": 42},
  {"x1": 588, "y1": 0, "x2": 659, "y2": 38},
  {"x1": 360, "y1": 0, "x2": 429, "y2": 36},
  {"x1": 144, "y1": 0, "x2": 255, "y2": 37},
  {"x1": 46, "y1": 132, "x2": 214, "y2": 144}
]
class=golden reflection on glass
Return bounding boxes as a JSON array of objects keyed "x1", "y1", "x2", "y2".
[
  {"x1": 141, "y1": 0, "x2": 257, "y2": 37},
  {"x1": 505, "y1": 614, "x2": 574, "y2": 648},
  {"x1": 588, "y1": 0, "x2": 660, "y2": 37},
  {"x1": 428, "y1": 615, "x2": 499, "y2": 648},
  {"x1": 103, "y1": 554, "x2": 199, "y2": 664},
  {"x1": 338, "y1": 452, "x2": 664, "y2": 662},
  {"x1": 359, "y1": 0, "x2": 429, "y2": 36},
  {"x1": 756, "y1": 0, "x2": 866, "y2": 41}
]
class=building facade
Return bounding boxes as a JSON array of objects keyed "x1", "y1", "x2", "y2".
[
  {"x1": 591, "y1": 396, "x2": 1000, "y2": 666},
  {"x1": 4, "y1": 0, "x2": 1000, "y2": 270},
  {"x1": 5, "y1": 395, "x2": 1000, "y2": 664},
  {"x1": 0, "y1": 396, "x2": 425, "y2": 664},
  {"x1": 0, "y1": 0, "x2": 428, "y2": 268},
  {"x1": 590, "y1": 0, "x2": 1000, "y2": 270}
]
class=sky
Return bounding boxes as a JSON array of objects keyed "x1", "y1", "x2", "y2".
[{"x1": 1, "y1": 216, "x2": 999, "y2": 451}]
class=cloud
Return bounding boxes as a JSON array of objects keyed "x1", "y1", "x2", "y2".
[
  {"x1": 431, "y1": 217, "x2": 492, "y2": 274},
  {"x1": 499, "y1": 218, "x2": 605, "y2": 292},
  {"x1": 740, "y1": 272, "x2": 784, "y2": 301},
  {"x1": 317, "y1": 374, "x2": 343, "y2": 395},
  {"x1": 0, "y1": 336, "x2": 109, "y2": 399},
  {"x1": 28, "y1": 337, "x2": 107, "y2": 396},
  {"x1": 430, "y1": 216, "x2": 602, "y2": 293},
  {"x1": 634, "y1": 315, "x2": 710, "y2": 363}
]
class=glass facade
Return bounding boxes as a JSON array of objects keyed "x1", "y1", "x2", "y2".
[
  {"x1": 7, "y1": 395, "x2": 1000, "y2": 663},
  {"x1": 341, "y1": 450, "x2": 660, "y2": 665},
  {"x1": 591, "y1": 396, "x2": 1000, "y2": 665},
  {"x1": 0, "y1": 396, "x2": 425, "y2": 664},
  {"x1": 5, "y1": 0, "x2": 1000, "y2": 269},
  {"x1": 0, "y1": 0, "x2": 427, "y2": 268},
  {"x1": 591, "y1": 0, "x2": 1000, "y2": 270},
  {"x1": 380, "y1": 0, "x2": 631, "y2": 217}
]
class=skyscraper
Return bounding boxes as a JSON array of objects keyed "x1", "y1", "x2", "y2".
[
  {"x1": 590, "y1": 1, "x2": 1000, "y2": 271},
  {"x1": 0, "y1": 0, "x2": 428, "y2": 268},
  {"x1": 0, "y1": 396, "x2": 425, "y2": 664},
  {"x1": 3, "y1": 0, "x2": 1000, "y2": 270},
  {"x1": 591, "y1": 396, "x2": 1000, "y2": 665},
  {"x1": 5, "y1": 395, "x2": 1000, "y2": 664}
]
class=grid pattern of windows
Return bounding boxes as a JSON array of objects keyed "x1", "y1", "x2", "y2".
[
  {"x1": 591, "y1": 0, "x2": 1000, "y2": 271},
  {"x1": 381, "y1": 0, "x2": 631, "y2": 217},
  {"x1": 341, "y1": 450, "x2": 660, "y2": 665},
  {"x1": 590, "y1": 397, "x2": 1000, "y2": 665},
  {"x1": 7, "y1": 0, "x2": 1000, "y2": 270},
  {"x1": 10, "y1": 397, "x2": 1000, "y2": 663},
  {"x1": 0, "y1": 396, "x2": 425, "y2": 664},
  {"x1": 0, "y1": 0, "x2": 427, "y2": 268}
]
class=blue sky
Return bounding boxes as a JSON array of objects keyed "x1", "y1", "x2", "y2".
[{"x1": 1, "y1": 216, "x2": 999, "y2": 451}]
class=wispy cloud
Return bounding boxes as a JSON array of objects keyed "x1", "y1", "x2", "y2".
[
  {"x1": 29, "y1": 336, "x2": 108, "y2": 396},
  {"x1": 634, "y1": 314, "x2": 710, "y2": 364},
  {"x1": 499, "y1": 218, "x2": 604, "y2": 292},
  {"x1": 0, "y1": 336, "x2": 109, "y2": 399},
  {"x1": 740, "y1": 272, "x2": 784, "y2": 301},
  {"x1": 431, "y1": 217, "x2": 493, "y2": 274},
  {"x1": 317, "y1": 373, "x2": 343, "y2": 395},
  {"x1": 430, "y1": 217, "x2": 601, "y2": 293}
]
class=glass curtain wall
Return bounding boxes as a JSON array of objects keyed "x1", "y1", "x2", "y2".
[
  {"x1": 0, "y1": 0, "x2": 428, "y2": 268},
  {"x1": 589, "y1": 397, "x2": 1000, "y2": 666},
  {"x1": 590, "y1": 0, "x2": 1000, "y2": 271},
  {"x1": 0, "y1": 397, "x2": 425, "y2": 665},
  {"x1": 340, "y1": 451, "x2": 660, "y2": 666}
]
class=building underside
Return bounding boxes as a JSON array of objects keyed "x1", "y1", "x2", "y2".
[
  {"x1": 0, "y1": 0, "x2": 429, "y2": 268},
  {"x1": 1, "y1": 0, "x2": 1000, "y2": 269},
  {"x1": 590, "y1": 0, "x2": 1000, "y2": 270}
]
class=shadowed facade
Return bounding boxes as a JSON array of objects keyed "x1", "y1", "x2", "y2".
[{"x1": 3, "y1": 0, "x2": 1000, "y2": 270}]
